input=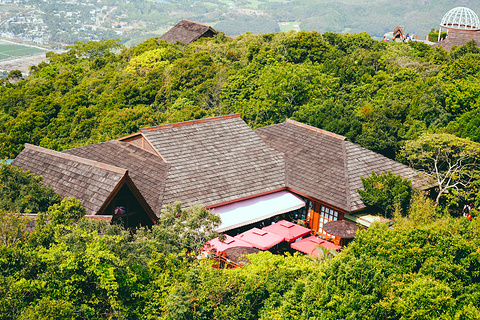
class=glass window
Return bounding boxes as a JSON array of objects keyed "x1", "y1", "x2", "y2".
[{"x1": 318, "y1": 205, "x2": 339, "y2": 238}]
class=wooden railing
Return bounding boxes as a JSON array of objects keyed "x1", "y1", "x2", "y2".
[{"x1": 211, "y1": 252, "x2": 240, "y2": 269}]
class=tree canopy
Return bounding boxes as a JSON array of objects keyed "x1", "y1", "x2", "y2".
[
  {"x1": 358, "y1": 171, "x2": 413, "y2": 217},
  {"x1": 399, "y1": 133, "x2": 480, "y2": 205},
  {"x1": 1, "y1": 33, "x2": 480, "y2": 162},
  {"x1": 0, "y1": 162, "x2": 60, "y2": 213},
  {"x1": 0, "y1": 192, "x2": 479, "y2": 319}
]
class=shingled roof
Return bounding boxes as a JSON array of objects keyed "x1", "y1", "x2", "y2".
[
  {"x1": 140, "y1": 114, "x2": 286, "y2": 208},
  {"x1": 13, "y1": 115, "x2": 432, "y2": 224},
  {"x1": 255, "y1": 119, "x2": 432, "y2": 213},
  {"x1": 159, "y1": 19, "x2": 217, "y2": 44},
  {"x1": 12, "y1": 144, "x2": 127, "y2": 215},
  {"x1": 63, "y1": 140, "x2": 169, "y2": 217}
]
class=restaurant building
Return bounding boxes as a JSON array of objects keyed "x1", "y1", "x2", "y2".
[{"x1": 13, "y1": 114, "x2": 432, "y2": 241}]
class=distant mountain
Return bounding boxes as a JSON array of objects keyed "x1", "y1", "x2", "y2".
[{"x1": 0, "y1": 0, "x2": 479, "y2": 47}]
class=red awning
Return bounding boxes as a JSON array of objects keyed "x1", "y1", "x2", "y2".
[
  {"x1": 262, "y1": 220, "x2": 312, "y2": 242},
  {"x1": 291, "y1": 235, "x2": 341, "y2": 257},
  {"x1": 234, "y1": 228, "x2": 285, "y2": 250},
  {"x1": 204, "y1": 235, "x2": 253, "y2": 253}
]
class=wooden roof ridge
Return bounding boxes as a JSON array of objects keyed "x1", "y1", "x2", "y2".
[
  {"x1": 116, "y1": 132, "x2": 142, "y2": 141},
  {"x1": 285, "y1": 119, "x2": 346, "y2": 140},
  {"x1": 159, "y1": 19, "x2": 218, "y2": 44},
  {"x1": 140, "y1": 114, "x2": 242, "y2": 132},
  {"x1": 181, "y1": 19, "x2": 214, "y2": 29},
  {"x1": 24, "y1": 144, "x2": 127, "y2": 175},
  {"x1": 180, "y1": 19, "x2": 217, "y2": 36},
  {"x1": 114, "y1": 134, "x2": 168, "y2": 162}
]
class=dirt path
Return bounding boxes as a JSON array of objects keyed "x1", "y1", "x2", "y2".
[{"x1": 0, "y1": 53, "x2": 48, "y2": 75}]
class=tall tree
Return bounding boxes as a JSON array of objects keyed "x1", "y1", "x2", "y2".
[
  {"x1": 398, "y1": 133, "x2": 480, "y2": 204},
  {"x1": 134, "y1": 201, "x2": 221, "y2": 254}
]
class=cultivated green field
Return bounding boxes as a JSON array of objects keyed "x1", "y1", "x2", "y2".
[{"x1": 0, "y1": 41, "x2": 45, "y2": 60}]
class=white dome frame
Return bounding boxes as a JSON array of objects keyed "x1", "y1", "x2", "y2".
[{"x1": 440, "y1": 7, "x2": 480, "y2": 31}]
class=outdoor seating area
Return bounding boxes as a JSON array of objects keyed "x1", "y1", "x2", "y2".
[
  {"x1": 291, "y1": 236, "x2": 342, "y2": 258},
  {"x1": 204, "y1": 220, "x2": 342, "y2": 266}
]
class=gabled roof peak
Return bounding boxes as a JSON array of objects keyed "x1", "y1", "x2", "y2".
[
  {"x1": 159, "y1": 19, "x2": 218, "y2": 44},
  {"x1": 285, "y1": 119, "x2": 346, "y2": 140},
  {"x1": 180, "y1": 19, "x2": 212, "y2": 28},
  {"x1": 116, "y1": 132, "x2": 142, "y2": 141},
  {"x1": 140, "y1": 114, "x2": 242, "y2": 132},
  {"x1": 24, "y1": 144, "x2": 127, "y2": 175}
]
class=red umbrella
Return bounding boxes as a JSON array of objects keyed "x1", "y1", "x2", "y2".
[
  {"x1": 234, "y1": 228, "x2": 285, "y2": 250},
  {"x1": 204, "y1": 235, "x2": 253, "y2": 253},
  {"x1": 263, "y1": 220, "x2": 312, "y2": 242},
  {"x1": 291, "y1": 235, "x2": 341, "y2": 257}
]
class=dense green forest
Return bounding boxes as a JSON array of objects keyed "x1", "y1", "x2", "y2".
[
  {"x1": 3, "y1": 31, "x2": 480, "y2": 319},
  {"x1": 2, "y1": 32, "x2": 480, "y2": 160},
  {"x1": 1, "y1": 175, "x2": 479, "y2": 319}
]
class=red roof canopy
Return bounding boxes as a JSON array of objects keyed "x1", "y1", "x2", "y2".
[
  {"x1": 291, "y1": 235, "x2": 341, "y2": 257},
  {"x1": 204, "y1": 235, "x2": 253, "y2": 253},
  {"x1": 234, "y1": 228, "x2": 285, "y2": 250},
  {"x1": 262, "y1": 220, "x2": 311, "y2": 242}
]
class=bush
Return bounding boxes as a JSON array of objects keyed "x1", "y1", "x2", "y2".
[
  {"x1": 18, "y1": 297, "x2": 75, "y2": 320},
  {"x1": 358, "y1": 171, "x2": 413, "y2": 217}
]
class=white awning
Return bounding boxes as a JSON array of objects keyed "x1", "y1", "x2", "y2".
[{"x1": 213, "y1": 191, "x2": 306, "y2": 232}]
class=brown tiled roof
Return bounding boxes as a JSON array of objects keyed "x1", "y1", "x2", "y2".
[
  {"x1": 255, "y1": 119, "x2": 432, "y2": 213},
  {"x1": 434, "y1": 29, "x2": 480, "y2": 51},
  {"x1": 323, "y1": 219, "x2": 361, "y2": 238},
  {"x1": 159, "y1": 19, "x2": 217, "y2": 44},
  {"x1": 141, "y1": 114, "x2": 286, "y2": 208},
  {"x1": 63, "y1": 140, "x2": 169, "y2": 217},
  {"x1": 12, "y1": 144, "x2": 126, "y2": 215}
]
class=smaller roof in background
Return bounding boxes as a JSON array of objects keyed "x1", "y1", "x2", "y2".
[
  {"x1": 205, "y1": 234, "x2": 253, "y2": 253},
  {"x1": 263, "y1": 220, "x2": 311, "y2": 242},
  {"x1": 159, "y1": 19, "x2": 217, "y2": 44},
  {"x1": 291, "y1": 235, "x2": 341, "y2": 257},
  {"x1": 323, "y1": 220, "x2": 361, "y2": 238},
  {"x1": 234, "y1": 228, "x2": 285, "y2": 250}
]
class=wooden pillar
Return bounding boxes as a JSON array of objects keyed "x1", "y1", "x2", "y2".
[{"x1": 333, "y1": 236, "x2": 340, "y2": 246}]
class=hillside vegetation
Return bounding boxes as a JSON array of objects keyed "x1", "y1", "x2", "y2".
[
  {"x1": 1, "y1": 191, "x2": 479, "y2": 319},
  {"x1": 1, "y1": 32, "x2": 480, "y2": 161},
  {"x1": 2, "y1": 32, "x2": 480, "y2": 319}
]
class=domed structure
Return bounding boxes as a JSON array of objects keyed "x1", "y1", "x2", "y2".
[
  {"x1": 434, "y1": 7, "x2": 480, "y2": 51},
  {"x1": 440, "y1": 7, "x2": 480, "y2": 31}
]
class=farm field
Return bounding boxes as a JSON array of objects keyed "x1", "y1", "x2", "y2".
[{"x1": 0, "y1": 41, "x2": 45, "y2": 60}]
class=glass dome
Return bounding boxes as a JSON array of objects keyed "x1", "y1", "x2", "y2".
[{"x1": 440, "y1": 7, "x2": 480, "y2": 31}]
